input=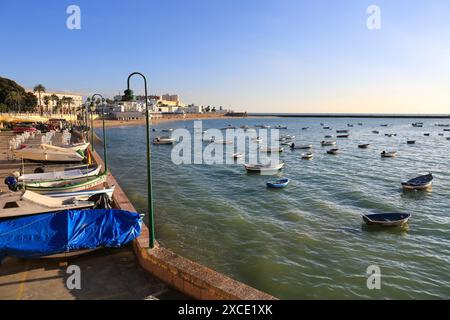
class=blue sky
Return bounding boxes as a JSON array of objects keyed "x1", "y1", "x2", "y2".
[{"x1": 1, "y1": 0, "x2": 449, "y2": 113}]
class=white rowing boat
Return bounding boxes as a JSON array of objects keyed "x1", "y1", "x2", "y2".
[
  {"x1": 0, "y1": 190, "x2": 95, "y2": 219},
  {"x1": 40, "y1": 142, "x2": 90, "y2": 153},
  {"x1": 153, "y1": 137, "x2": 175, "y2": 145},
  {"x1": 13, "y1": 146, "x2": 84, "y2": 162},
  {"x1": 16, "y1": 165, "x2": 101, "y2": 182},
  {"x1": 244, "y1": 162, "x2": 284, "y2": 172},
  {"x1": 259, "y1": 147, "x2": 284, "y2": 153}
]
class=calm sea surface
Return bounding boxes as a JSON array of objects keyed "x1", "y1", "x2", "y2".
[{"x1": 97, "y1": 117, "x2": 450, "y2": 299}]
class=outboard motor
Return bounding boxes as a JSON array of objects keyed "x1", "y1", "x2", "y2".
[{"x1": 4, "y1": 176, "x2": 19, "y2": 191}]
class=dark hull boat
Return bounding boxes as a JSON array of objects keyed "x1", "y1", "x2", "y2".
[
  {"x1": 327, "y1": 148, "x2": 339, "y2": 155},
  {"x1": 358, "y1": 144, "x2": 370, "y2": 149},
  {"x1": 0, "y1": 209, "x2": 142, "y2": 261},
  {"x1": 266, "y1": 178, "x2": 290, "y2": 188},
  {"x1": 402, "y1": 173, "x2": 433, "y2": 190},
  {"x1": 362, "y1": 213, "x2": 411, "y2": 227}
]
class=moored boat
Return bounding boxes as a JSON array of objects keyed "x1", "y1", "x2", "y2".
[
  {"x1": 362, "y1": 213, "x2": 411, "y2": 227},
  {"x1": 290, "y1": 143, "x2": 312, "y2": 150},
  {"x1": 259, "y1": 147, "x2": 283, "y2": 153},
  {"x1": 266, "y1": 178, "x2": 290, "y2": 188},
  {"x1": 381, "y1": 150, "x2": 397, "y2": 158},
  {"x1": 326, "y1": 148, "x2": 339, "y2": 155},
  {"x1": 321, "y1": 140, "x2": 336, "y2": 146},
  {"x1": 0, "y1": 190, "x2": 96, "y2": 219},
  {"x1": 407, "y1": 140, "x2": 416, "y2": 144},
  {"x1": 337, "y1": 134, "x2": 350, "y2": 138},
  {"x1": 5, "y1": 172, "x2": 108, "y2": 194},
  {"x1": 244, "y1": 162, "x2": 284, "y2": 172},
  {"x1": 358, "y1": 143, "x2": 370, "y2": 149},
  {"x1": 13, "y1": 145, "x2": 85, "y2": 163},
  {"x1": 153, "y1": 136, "x2": 175, "y2": 145},
  {"x1": 401, "y1": 173, "x2": 433, "y2": 190},
  {"x1": 0, "y1": 209, "x2": 142, "y2": 261},
  {"x1": 16, "y1": 165, "x2": 101, "y2": 183},
  {"x1": 301, "y1": 152, "x2": 313, "y2": 159},
  {"x1": 232, "y1": 152, "x2": 243, "y2": 159}
]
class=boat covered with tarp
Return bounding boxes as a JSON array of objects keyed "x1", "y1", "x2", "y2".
[{"x1": 0, "y1": 209, "x2": 142, "y2": 261}]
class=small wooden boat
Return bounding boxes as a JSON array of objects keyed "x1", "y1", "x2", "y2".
[
  {"x1": 0, "y1": 190, "x2": 95, "y2": 219},
  {"x1": 327, "y1": 148, "x2": 339, "y2": 155},
  {"x1": 215, "y1": 140, "x2": 233, "y2": 145},
  {"x1": 13, "y1": 146, "x2": 85, "y2": 163},
  {"x1": 252, "y1": 137, "x2": 263, "y2": 143},
  {"x1": 412, "y1": 122, "x2": 423, "y2": 127},
  {"x1": 381, "y1": 151, "x2": 397, "y2": 158},
  {"x1": 424, "y1": 133, "x2": 430, "y2": 136},
  {"x1": 301, "y1": 152, "x2": 313, "y2": 159},
  {"x1": 443, "y1": 129, "x2": 450, "y2": 132},
  {"x1": 46, "y1": 186, "x2": 115, "y2": 200},
  {"x1": 161, "y1": 128, "x2": 174, "y2": 132},
  {"x1": 244, "y1": 162, "x2": 284, "y2": 172},
  {"x1": 372, "y1": 130, "x2": 379, "y2": 134},
  {"x1": 266, "y1": 178, "x2": 290, "y2": 188},
  {"x1": 336, "y1": 130, "x2": 348, "y2": 133},
  {"x1": 362, "y1": 213, "x2": 411, "y2": 227},
  {"x1": 347, "y1": 124, "x2": 354, "y2": 127},
  {"x1": 401, "y1": 173, "x2": 433, "y2": 190},
  {"x1": 337, "y1": 134, "x2": 350, "y2": 138},
  {"x1": 17, "y1": 165, "x2": 101, "y2": 183},
  {"x1": 40, "y1": 142, "x2": 90, "y2": 153},
  {"x1": 232, "y1": 152, "x2": 243, "y2": 159},
  {"x1": 5, "y1": 172, "x2": 108, "y2": 194},
  {"x1": 321, "y1": 140, "x2": 336, "y2": 146},
  {"x1": 290, "y1": 143, "x2": 312, "y2": 150},
  {"x1": 380, "y1": 124, "x2": 388, "y2": 127},
  {"x1": 274, "y1": 125, "x2": 287, "y2": 129},
  {"x1": 407, "y1": 140, "x2": 416, "y2": 144},
  {"x1": 259, "y1": 147, "x2": 283, "y2": 153},
  {"x1": 324, "y1": 135, "x2": 333, "y2": 138},
  {"x1": 323, "y1": 126, "x2": 331, "y2": 130},
  {"x1": 438, "y1": 133, "x2": 444, "y2": 136},
  {"x1": 280, "y1": 134, "x2": 295, "y2": 140},
  {"x1": 153, "y1": 137, "x2": 175, "y2": 145},
  {"x1": 301, "y1": 127, "x2": 309, "y2": 130},
  {"x1": 358, "y1": 144, "x2": 370, "y2": 149}
]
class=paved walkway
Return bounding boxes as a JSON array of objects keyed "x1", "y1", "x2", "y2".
[{"x1": 0, "y1": 246, "x2": 187, "y2": 300}]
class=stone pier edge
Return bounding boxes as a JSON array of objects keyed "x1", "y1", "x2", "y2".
[{"x1": 89, "y1": 146, "x2": 277, "y2": 300}]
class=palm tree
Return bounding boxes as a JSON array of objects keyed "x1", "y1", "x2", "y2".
[
  {"x1": 5, "y1": 91, "x2": 23, "y2": 113},
  {"x1": 50, "y1": 94, "x2": 59, "y2": 114},
  {"x1": 43, "y1": 96, "x2": 50, "y2": 113},
  {"x1": 33, "y1": 84, "x2": 46, "y2": 114}
]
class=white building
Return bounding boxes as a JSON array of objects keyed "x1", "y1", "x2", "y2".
[{"x1": 27, "y1": 90, "x2": 83, "y2": 113}]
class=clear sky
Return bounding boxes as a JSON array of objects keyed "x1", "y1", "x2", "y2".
[{"x1": 1, "y1": 0, "x2": 449, "y2": 113}]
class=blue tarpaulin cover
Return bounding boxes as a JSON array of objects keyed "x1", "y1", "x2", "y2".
[{"x1": 0, "y1": 209, "x2": 142, "y2": 261}]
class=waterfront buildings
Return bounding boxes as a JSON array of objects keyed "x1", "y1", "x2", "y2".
[{"x1": 27, "y1": 90, "x2": 83, "y2": 113}]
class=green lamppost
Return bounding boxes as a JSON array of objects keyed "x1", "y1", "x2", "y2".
[
  {"x1": 89, "y1": 102, "x2": 95, "y2": 152},
  {"x1": 91, "y1": 94, "x2": 108, "y2": 172},
  {"x1": 124, "y1": 72, "x2": 155, "y2": 248}
]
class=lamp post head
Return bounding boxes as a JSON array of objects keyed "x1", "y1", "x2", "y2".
[{"x1": 89, "y1": 102, "x2": 96, "y2": 112}]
